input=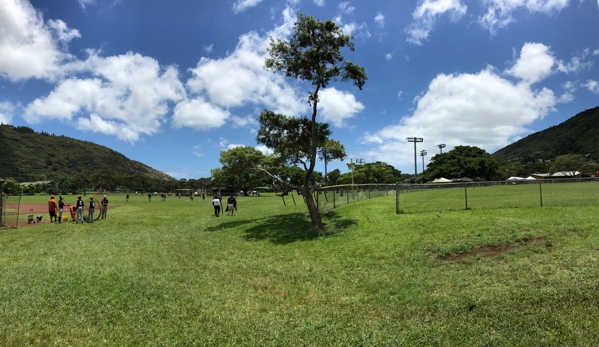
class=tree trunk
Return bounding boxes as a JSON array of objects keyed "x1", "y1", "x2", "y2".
[{"x1": 302, "y1": 185, "x2": 323, "y2": 230}]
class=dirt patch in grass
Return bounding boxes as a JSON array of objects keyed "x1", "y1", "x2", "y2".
[{"x1": 441, "y1": 236, "x2": 549, "y2": 261}]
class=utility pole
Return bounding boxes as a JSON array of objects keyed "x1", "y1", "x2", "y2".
[{"x1": 407, "y1": 137, "x2": 423, "y2": 184}]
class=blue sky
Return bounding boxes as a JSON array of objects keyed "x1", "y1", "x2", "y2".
[{"x1": 1, "y1": 0, "x2": 598, "y2": 179}]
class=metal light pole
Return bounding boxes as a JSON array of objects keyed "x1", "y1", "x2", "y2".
[
  {"x1": 438, "y1": 144, "x2": 446, "y2": 154},
  {"x1": 407, "y1": 137, "x2": 423, "y2": 184},
  {"x1": 420, "y1": 150, "x2": 427, "y2": 172}
]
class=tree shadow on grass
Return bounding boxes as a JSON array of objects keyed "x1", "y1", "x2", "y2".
[{"x1": 204, "y1": 211, "x2": 357, "y2": 244}]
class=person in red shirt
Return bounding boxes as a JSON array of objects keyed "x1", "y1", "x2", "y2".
[{"x1": 48, "y1": 195, "x2": 58, "y2": 223}]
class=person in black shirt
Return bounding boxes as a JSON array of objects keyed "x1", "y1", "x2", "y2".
[
  {"x1": 76, "y1": 195, "x2": 85, "y2": 224},
  {"x1": 226, "y1": 195, "x2": 237, "y2": 216},
  {"x1": 101, "y1": 195, "x2": 109, "y2": 219},
  {"x1": 58, "y1": 196, "x2": 69, "y2": 224},
  {"x1": 87, "y1": 196, "x2": 95, "y2": 223}
]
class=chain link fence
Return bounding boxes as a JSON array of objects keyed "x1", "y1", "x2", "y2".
[
  {"x1": 1, "y1": 195, "x2": 22, "y2": 229},
  {"x1": 316, "y1": 178, "x2": 599, "y2": 214}
]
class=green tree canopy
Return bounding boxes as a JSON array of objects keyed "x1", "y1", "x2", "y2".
[
  {"x1": 337, "y1": 161, "x2": 404, "y2": 184},
  {"x1": 422, "y1": 146, "x2": 501, "y2": 182},
  {"x1": 215, "y1": 146, "x2": 269, "y2": 196},
  {"x1": 262, "y1": 13, "x2": 367, "y2": 230}
]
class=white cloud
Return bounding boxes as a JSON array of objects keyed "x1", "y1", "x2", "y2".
[
  {"x1": 256, "y1": 144, "x2": 273, "y2": 155},
  {"x1": 374, "y1": 13, "x2": 385, "y2": 27},
  {"x1": 172, "y1": 98, "x2": 230, "y2": 130},
  {"x1": 584, "y1": 80, "x2": 599, "y2": 94},
  {"x1": 193, "y1": 145, "x2": 205, "y2": 158},
  {"x1": 397, "y1": 91, "x2": 403, "y2": 100},
  {"x1": 203, "y1": 44, "x2": 213, "y2": 54},
  {"x1": 506, "y1": 43, "x2": 555, "y2": 84},
  {"x1": 479, "y1": 0, "x2": 573, "y2": 34},
  {"x1": 385, "y1": 53, "x2": 392, "y2": 60},
  {"x1": 0, "y1": 101, "x2": 16, "y2": 124},
  {"x1": 339, "y1": 2, "x2": 355, "y2": 14},
  {"x1": 0, "y1": 0, "x2": 79, "y2": 81},
  {"x1": 317, "y1": 88, "x2": 365, "y2": 127},
  {"x1": 184, "y1": 10, "x2": 308, "y2": 125},
  {"x1": 406, "y1": 0, "x2": 467, "y2": 45},
  {"x1": 314, "y1": 0, "x2": 325, "y2": 6},
  {"x1": 25, "y1": 52, "x2": 186, "y2": 142},
  {"x1": 359, "y1": 67, "x2": 557, "y2": 169},
  {"x1": 594, "y1": 49, "x2": 599, "y2": 55},
  {"x1": 78, "y1": 0, "x2": 95, "y2": 9},
  {"x1": 233, "y1": 0, "x2": 265, "y2": 13},
  {"x1": 556, "y1": 50, "x2": 593, "y2": 73}
]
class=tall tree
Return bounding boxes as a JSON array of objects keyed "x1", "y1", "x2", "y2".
[
  {"x1": 262, "y1": 13, "x2": 367, "y2": 230},
  {"x1": 318, "y1": 139, "x2": 346, "y2": 185},
  {"x1": 421, "y1": 146, "x2": 501, "y2": 182},
  {"x1": 216, "y1": 146, "x2": 268, "y2": 196}
]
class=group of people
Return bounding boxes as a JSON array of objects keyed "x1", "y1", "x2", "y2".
[
  {"x1": 211, "y1": 194, "x2": 237, "y2": 217},
  {"x1": 47, "y1": 194, "x2": 109, "y2": 223}
]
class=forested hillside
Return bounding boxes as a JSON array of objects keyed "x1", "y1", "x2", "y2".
[
  {"x1": 0, "y1": 124, "x2": 173, "y2": 182},
  {"x1": 493, "y1": 107, "x2": 599, "y2": 163}
]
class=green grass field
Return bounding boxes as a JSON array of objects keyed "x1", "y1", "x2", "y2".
[{"x1": 1, "y1": 189, "x2": 598, "y2": 346}]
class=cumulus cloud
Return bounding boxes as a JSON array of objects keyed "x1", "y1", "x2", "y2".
[
  {"x1": 385, "y1": 53, "x2": 392, "y2": 60},
  {"x1": 506, "y1": 42, "x2": 555, "y2": 84},
  {"x1": 25, "y1": 52, "x2": 186, "y2": 142},
  {"x1": 479, "y1": 0, "x2": 573, "y2": 34},
  {"x1": 317, "y1": 88, "x2": 365, "y2": 127},
  {"x1": 374, "y1": 12, "x2": 385, "y2": 27},
  {"x1": 203, "y1": 44, "x2": 213, "y2": 54},
  {"x1": 172, "y1": 98, "x2": 230, "y2": 130},
  {"x1": 232, "y1": 0, "x2": 265, "y2": 13},
  {"x1": 0, "y1": 101, "x2": 16, "y2": 124},
  {"x1": 314, "y1": 0, "x2": 325, "y2": 6},
  {"x1": 0, "y1": 0, "x2": 79, "y2": 81},
  {"x1": 406, "y1": 0, "x2": 467, "y2": 45},
  {"x1": 359, "y1": 66, "x2": 557, "y2": 169}
]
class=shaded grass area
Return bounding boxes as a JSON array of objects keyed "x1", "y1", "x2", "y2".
[{"x1": 1, "y1": 192, "x2": 599, "y2": 345}]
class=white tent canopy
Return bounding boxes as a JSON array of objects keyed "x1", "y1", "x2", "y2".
[{"x1": 432, "y1": 177, "x2": 452, "y2": 183}]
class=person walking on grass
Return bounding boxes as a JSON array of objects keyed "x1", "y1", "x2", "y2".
[
  {"x1": 87, "y1": 196, "x2": 95, "y2": 223},
  {"x1": 212, "y1": 195, "x2": 221, "y2": 217},
  {"x1": 48, "y1": 195, "x2": 58, "y2": 223},
  {"x1": 101, "y1": 195, "x2": 109, "y2": 219},
  {"x1": 75, "y1": 195, "x2": 84, "y2": 223},
  {"x1": 227, "y1": 195, "x2": 237, "y2": 216},
  {"x1": 58, "y1": 196, "x2": 69, "y2": 224},
  {"x1": 126, "y1": 193, "x2": 129, "y2": 202}
]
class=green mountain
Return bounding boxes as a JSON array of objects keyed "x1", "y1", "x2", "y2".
[
  {"x1": 493, "y1": 106, "x2": 599, "y2": 163},
  {"x1": 0, "y1": 124, "x2": 173, "y2": 182}
]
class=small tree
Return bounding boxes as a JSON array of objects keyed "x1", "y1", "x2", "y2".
[{"x1": 262, "y1": 13, "x2": 367, "y2": 230}]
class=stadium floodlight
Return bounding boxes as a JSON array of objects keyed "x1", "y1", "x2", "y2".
[
  {"x1": 420, "y1": 150, "x2": 427, "y2": 172},
  {"x1": 407, "y1": 137, "x2": 423, "y2": 184},
  {"x1": 438, "y1": 144, "x2": 446, "y2": 154}
]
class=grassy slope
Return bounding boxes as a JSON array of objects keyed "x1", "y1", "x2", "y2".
[{"x1": 0, "y1": 191, "x2": 598, "y2": 346}]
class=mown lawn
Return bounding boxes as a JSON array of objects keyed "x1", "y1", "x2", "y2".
[{"x1": 1, "y1": 191, "x2": 598, "y2": 346}]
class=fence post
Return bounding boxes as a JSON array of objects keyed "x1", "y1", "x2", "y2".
[
  {"x1": 464, "y1": 183, "x2": 469, "y2": 210},
  {"x1": 347, "y1": 189, "x2": 349, "y2": 205},
  {"x1": 539, "y1": 181, "x2": 543, "y2": 207},
  {"x1": 333, "y1": 189, "x2": 336, "y2": 208},
  {"x1": 396, "y1": 182, "x2": 400, "y2": 214}
]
